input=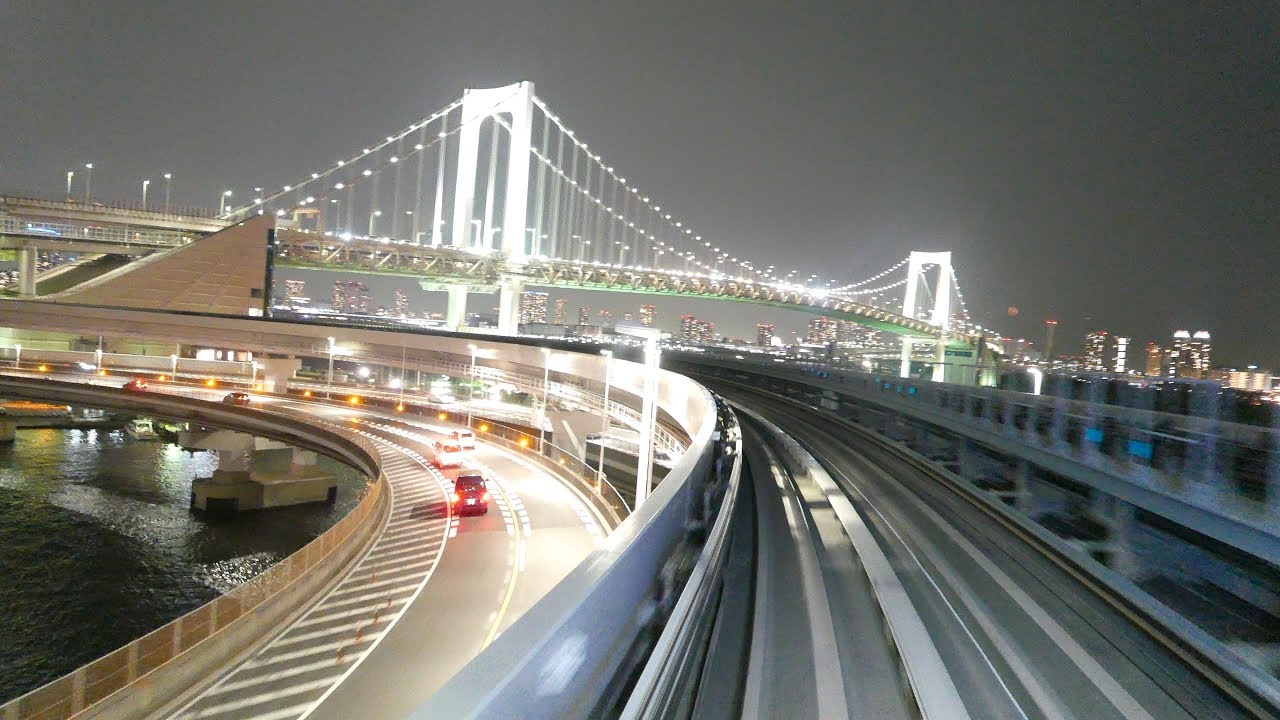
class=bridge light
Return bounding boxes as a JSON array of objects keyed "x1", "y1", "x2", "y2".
[
  {"x1": 283, "y1": 185, "x2": 291, "y2": 191},
  {"x1": 311, "y1": 173, "x2": 319, "y2": 179},
  {"x1": 334, "y1": 182, "x2": 344, "y2": 189},
  {"x1": 337, "y1": 160, "x2": 345, "y2": 166},
  {"x1": 389, "y1": 156, "x2": 398, "y2": 163},
  {"x1": 386, "y1": 136, "x2": 394, "y2": 142},
  {"x1": 303, "y1": 389, "x2": 312, "y2": 397},
  {"x1": 415, "y1": 144, "x2": 424, "y2": 150},
  {"x1": 362, "y1": 169, "x2": 373, "y2": 176}
]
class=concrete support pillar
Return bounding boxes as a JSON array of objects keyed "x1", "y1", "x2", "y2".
[
  {"x1": 257, "y1": 357, "x2": 301, "y2": 394},
  {"x1": 446, "y1": 286, "x2": 468, "y2": 331},
  {"x1": 1106, "y1": 499, "x2": 1141, "y2": 578},
  {"x1": 290, "y1": 448, "x2": 318, "y2": 473},
  {"x1": 216, "y1": 448, "x2": 251, "y2": 475},
  {"x1": 497, "y1": 278, "x2": 524, "y2": 336},
  {"x1": 1014, "y1": 460, "x2": 1034, "y2": 513},
  {"x1": 0, "y1": 418, "x2": 15, "y2": 443},
  {"x1": 17, "y1": 247, "x2": 37, "y2": 296}
]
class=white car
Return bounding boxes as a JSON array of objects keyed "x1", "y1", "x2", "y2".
[
  {"x1": 433, "y1": 441, "x2": 464, "y2": 468},
  {"x1": 449, "y1": 429, "x2": 476, "y2": 450}
]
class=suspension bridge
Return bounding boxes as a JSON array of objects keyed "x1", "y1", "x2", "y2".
[{"x1": 3, "y1": 81, "x2": 1002, "y2": 382}]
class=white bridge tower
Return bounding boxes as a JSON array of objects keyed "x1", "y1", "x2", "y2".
[{"x1": 899, "y1": 250, "x2": 952, "y2": 381}]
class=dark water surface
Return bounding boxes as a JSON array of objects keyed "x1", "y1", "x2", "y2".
[{"x1": 0, "y1": 426, "x2": 367, "y2": 703}]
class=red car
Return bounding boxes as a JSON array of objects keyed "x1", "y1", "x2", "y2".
[
  {"x1": 122, "y1": 379, "x2": 149, "y2": 392},
  {"x1": 451, "y1": 473, "x2": 490, "y2": 516}
]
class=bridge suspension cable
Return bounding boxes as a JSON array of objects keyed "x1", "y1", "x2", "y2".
[
  {"x1": 216, "y1": 82, "x2": 971, "y2": 311},
  {"x1": 829, "y1": 256, "x2": 910, "y2": 294}
]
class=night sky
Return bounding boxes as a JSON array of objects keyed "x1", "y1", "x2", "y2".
[{"x1": 3, "y1": 3, "x2": 1277, "y2": 367}]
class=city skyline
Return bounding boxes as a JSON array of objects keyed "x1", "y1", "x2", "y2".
[
  {"x1": 4, "y1": 4, "x2": 1275, "y2": 368},
  {"x1": 274, "y1": 269, "x2": 1268, "y2": 372}
]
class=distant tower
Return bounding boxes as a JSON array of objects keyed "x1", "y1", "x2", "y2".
[{"x1": 1043, "y1": 320, "x2": 1058, "y2": 366}]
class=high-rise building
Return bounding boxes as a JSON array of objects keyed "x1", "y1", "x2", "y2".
[
  {"x1": 1169, "y1": 330, "x2": 1212, "y2": 378},
  {"x1": 756, "y1": 323, "x2": 775, "y2": 347},
  {"x1": 1144, "y1": 343, "x2": 1163, "y2": 376},
  {"x1": 639, "y1": 304, "x2": 656, "y2": 327},
  {"x1": 332, "y1": 281, "x2": 346, "y2": 312},
  {"x1": 679, "y1": 314, "x2": 698, "y2": 343},
  {"x1": 519, "y1": 291, "x2": 549, "y2": 326},
  {"x1": 1227, "y1": 368, "x2": 1270, "y2": 391},
  {"x1": 393, "y1": 288, "x2": 409, "y2": 317},
  {"x1": 1083, "y1": 330, "x2": 1108, "y2": 371},
  {"x1": 1112, "y1": 336, "x2": 1130, "y2": 374},
  {"x1": 598, "y1": 309, "x2": 614, "y2": 328},
  {"x1": 347, "y1": 282, "x2": 370, "y2": 314},
  {"x1": 283, "y1": 279, "x2": 307, "y2": 304},
  {"x1": 578, "y1": 305, "x2": 591, "y2": 325},
  {"x1": 552, "y1": 297, "x2": 567, "y2": 325},
  {"x1": 622, "y1": 313, "x2": 633, "y2": 322},
  {"x1": 807, "y1": 317, "x2": 837, "y2": 344},
  {"x1": 696, "y1": 320, "x2": 715, "y2": 344},
  {"x1": 331, "y1": 280, "x2": 370, "y2": 313}
]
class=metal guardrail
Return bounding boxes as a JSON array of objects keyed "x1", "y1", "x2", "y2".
[
  {"x1": 0, "y1": 215, "x2": 193, "y2": 247},
  {"x1": 0, "y1": 378, "x2": 389, "y2": 720},
  {"x1": 1, "y1": 194, "x2": 222, "y2": 222}
]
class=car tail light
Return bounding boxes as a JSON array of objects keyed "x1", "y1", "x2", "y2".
[
  {"x1": 482, "y1": 491, "x2": 490, "y2": 501},
  {"x1": 452, "y1": 492, "x2": 461, "y2": 504}
]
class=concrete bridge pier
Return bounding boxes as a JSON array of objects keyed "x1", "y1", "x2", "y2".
[
  {"x1": 182, "y1": 429, "x2": 335, "y2": 512},
  {"x1": 497, "y1": 277, "x2": 524, "y2": 335},
  {"x1": 17, "y1": 247, "x2": 37, "y2": 296},
  {"x1": 0, "y1": 417, "x2": 15, "y2": 443},
  {"x1": 256, "y1": 357, "x2": 301, "y2": 393},
  {"x1": 446, "y1": 286, "x2": 468, "y2": 331}
]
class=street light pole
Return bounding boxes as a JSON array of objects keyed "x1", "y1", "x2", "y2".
[
  {"x1": 163, "y1": 173, "x2": 172, "y2": 214},
  {"x1": 397, "y1": 342, "x2": 407, "y2": 409},
  {"x1": 14, "y1": 344, "x2": 21, "y2": 369},
  {"x1": 597, "y1": 349, "x2": 612, "y2": 490},
  {"x1": 170, "y1": 353, "x2": 178, "y2": 379},
  {"x1": 539, "y1": 348, "x2": 551, "y2": 453},
  {"x1": 219, "y1": 190, "x2": 232, "y2": 216},
  {"x1": 84, "y1": 163, "x2": 93, "y2": 202},
  {"x1": 326, "y1": 336, "x2": 336, "y2": 399},
  {"x1": 467, "y1": 344, "x2": 478, "y2": 429},
  {"x1": 469, "y1": 220, "x2": 482, "y2": 249},
  {"x1": 141, "y1": 179, "x2": 150, "y2": 209},
  {"x1": 368, "y1": 209, "x2": 382, "y2": 236},
  {"x1": 65, "y1": 171, "x2": 74, "y2": 198}
]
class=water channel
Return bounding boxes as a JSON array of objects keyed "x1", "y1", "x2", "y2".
[{"x1": 0, "y1": 423, "x2": 367, "y2": 703}]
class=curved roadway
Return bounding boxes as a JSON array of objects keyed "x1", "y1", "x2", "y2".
[{"x1": 9, "y1": 373, "x2": 608, "y2": 720}]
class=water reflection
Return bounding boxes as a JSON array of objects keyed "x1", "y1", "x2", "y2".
[{"x1": 0, "y1": 427, "x2": 367, "y2": 703}]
